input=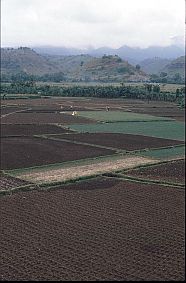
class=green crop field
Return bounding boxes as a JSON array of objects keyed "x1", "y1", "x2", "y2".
[
  {"x1": 78, "y1": 111, "x2": 173, "y2": 122},
  {"x1": 69, "y1": 121, "x2": 185, "y2": 141},
  {"x1": 138, "y1": 145, "x2": 185, "y2": 159}
]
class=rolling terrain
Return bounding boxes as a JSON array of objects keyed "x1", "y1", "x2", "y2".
[{"x1": 1, "y1": 48, "x2": 149, "y2": 82}]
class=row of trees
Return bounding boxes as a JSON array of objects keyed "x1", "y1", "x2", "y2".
[
  {"x1": 150, "y1": 72, "x2": 184, "y2": 84},
  {"x1": 1, "y1": 69, "x2": 184, "y2": 84},
  {"x1": 1, "y1": 82, "x2": 185, "y2": 107},
  {"x1": 1, "y1": 71, "x2": 66, "y2": 83}
]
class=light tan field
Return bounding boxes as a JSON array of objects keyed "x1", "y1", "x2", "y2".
[{"x1": 15, "y1": 156, "x2": 159, "y2": 184}]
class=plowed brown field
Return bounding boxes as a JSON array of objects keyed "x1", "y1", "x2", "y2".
[
  {"x1": 53, "y1": 133, "x2": 184, "y2": 150},
  {"x1": 125, "y1": 159, "x2": 185, "y2": 184},
  {"x1": 1, "y1": 124, "x2": 72, "y2": 137},
  {"x1": 1, "y1": 137, "x2": 115, "y2": 170},
  {"x1": 0, "y1": 112, "x2": 95, "y2": 124},
  {"x1": 0, "y1": 177, "x2": 184, "y2": 281}
]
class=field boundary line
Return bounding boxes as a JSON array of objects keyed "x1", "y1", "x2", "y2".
[
  {"x1": 103, "y1": 173, "x2": 185, "y2": 189},
  {"x1": 40, "y1": 134, "x2": 125, "y2": 152},
  {"x1": 0, "y1": 107, "x2": 32, "y2": 118}
]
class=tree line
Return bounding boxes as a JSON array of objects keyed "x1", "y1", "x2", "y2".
[{"x1": 1, "y1": 81, "x2": 185, "y2": 108}]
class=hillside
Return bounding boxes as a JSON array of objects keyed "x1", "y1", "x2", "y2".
[
  {"x1": 47, "y1": 54, "x2": 148, "y2": 82},
  {"x1": 1, "y1": 48, "x2": 149, "y2": 82},
  {"x1": 1, "y1": 47, "x2": 60, "y2": 75},
  {"x1": 139, "y1": 57, "x2": 172, "y2": 74},
  {"x1": 161, "y1": 56, "x2": 185, "y2": 78}
]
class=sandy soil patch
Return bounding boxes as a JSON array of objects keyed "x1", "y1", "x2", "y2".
[{"x1": 17, "y1": 156, "x2": 158, "y2": 183}]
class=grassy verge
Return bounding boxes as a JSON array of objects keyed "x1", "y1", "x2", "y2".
[{"x1": 103, "y1": 173, "x2": 184, "y2": 189}]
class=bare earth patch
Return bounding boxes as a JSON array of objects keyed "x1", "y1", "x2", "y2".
[{"x1": 16, "y1": 156, "x2": 158, "y2": 183}]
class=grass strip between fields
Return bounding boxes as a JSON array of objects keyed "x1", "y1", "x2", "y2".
[{"x1": 103, "y1": 173, "x2": 185, "y2": 189}]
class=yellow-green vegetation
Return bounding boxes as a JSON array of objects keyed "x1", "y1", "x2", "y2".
[
  {"x1": 78, "y1": 111, "x2": 173, "y2": 122},
  {"x1": 69, "y1": 121, "x2": 185, "y2": 141},
  {"x1": 137, "y1": 145, "x2": 185, "y2": 159}
]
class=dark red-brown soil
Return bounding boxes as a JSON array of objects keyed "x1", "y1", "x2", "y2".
[
  {"x1": 53, "y1": 133, "x2": 184, "y2": 150},
  {"x1": 0, "y1": 174, "x2": 31, "y2": 191},
  {"x1": 0, "y1": 112, "x2": 96, "y2": 124},
  {"x1": 0, "y1": 137, "x2": 115, "y2": 170},
  {"x1": 0, "y1": 177, "x2": 184, "y2": 281},
  {"x1": 0, "y1": 124, "x2": 72, "y2": 137},
  {"x1": 125, "y1": 159, "x2": 185, "y2": 184}
]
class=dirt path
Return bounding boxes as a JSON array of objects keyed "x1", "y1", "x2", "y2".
[
  {"x1": 0, "y1": 108, "x2": 32, "y2": 118},
  {"x1": 16, "y1": 156, "x2": 159, "y2": 184}
]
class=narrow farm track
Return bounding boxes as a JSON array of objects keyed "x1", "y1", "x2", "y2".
[{"x1": 0, "y1": 107, "x2": 32, "y2": 118}]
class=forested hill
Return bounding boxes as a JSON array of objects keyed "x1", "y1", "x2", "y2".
[{"x1": 1, "y1": 47, "x2": 149, "y2": 82}]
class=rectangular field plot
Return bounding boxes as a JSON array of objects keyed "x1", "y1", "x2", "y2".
[
  {"x1": 0, "y1": 177, "x2": 184, "y2": 281},
  {"x1": 124, "y1": 159, "x2": 185, "y2": 184},
  {"x1": 53, "y1": 133, "x2": 184, "y2": 151},
  {"x1": 1, "y1": 137, "x2": 115, "y2": 170},
  {"x1": 139, "y1": 145, "x2": 185, "y2": 160},
  {"x1": 78, "y1": 110, "x2": 173, "y2": 122},
  {"x1": 1, "y1": 124, "x2": 72, "y2": 137},
  {"x1": 0, "y1": 112, "x2": 95, "y2": 125},
  {"x1": 69, "y1": 121, "x2": 185, "y2": 141}
]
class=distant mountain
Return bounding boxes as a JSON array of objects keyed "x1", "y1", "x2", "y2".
[
  {"x1": 1, "y1": 48, "x2": 149, "y2": 82},
  {"x1": 139, "y1": 57, "x2": 172, "y2": 74},
  {"x1": 34, "y1": 46, "x2": 85, "y2": 56},
  {"x1": 33, "y1": 44, "x2": 184, "y2": 64}
]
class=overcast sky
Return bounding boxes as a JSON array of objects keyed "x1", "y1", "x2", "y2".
[{"x1": 1, "y1": 0, "x2": 185, "y2": 48}]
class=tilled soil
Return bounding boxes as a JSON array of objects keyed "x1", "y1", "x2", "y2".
[
  {"x1": 1, "y1": 124, "x2": 72, "y2": 137},
  {"x1": 0, "y1": 112, "x2": 96, "y2": 124},
  {"x1": 125, "y1": 159, "x2": 185, "y2": 184},
  {"x1": 0, "y1": 177, "x2": 184, "y2": 281},
  {"x1": 0, "y1": 137, "x2": 115, "y2": 170},
  {"x1": 0, "y1": 174, "x2": 31, "y2": 191},
  {"x1": 54, "y1": 133, "x2": 184, "y2": 150}
]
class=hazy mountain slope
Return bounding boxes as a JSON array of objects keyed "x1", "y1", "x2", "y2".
[
  {"x1": 139, "y1": 57, "x2": 172, "y2": 74},
  {"x1": 1, "y1": 47, "x2": 60, "y2": 75},
  {"x1": 1, "y1": 48, "x2": 149, "y2": 82},
  {"x1": 33, "y1": 44, "x2": 184, "y2": 63},
  {"x1": 161, "y1": 56, "x2": 185, "y2": 78},
  {"x1": 46, "y1": 54, "x2": 149, "y2": 82}
]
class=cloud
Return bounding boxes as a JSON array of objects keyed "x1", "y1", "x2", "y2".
[{"x1": 1, "y1": 0, "x2": 185, "y2": 48}]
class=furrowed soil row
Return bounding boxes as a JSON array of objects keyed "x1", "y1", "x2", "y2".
[
  {"x1": 121, "y1": 159, "x2": 185, "y2": 185},
  {"x1": 0, "y1": 177, "x2": 184, "y2": 281},
  {"x1": 48, "y1": 132, "x2": 184, "y2": 151},
  {"x1": 1, "y1": 124, "x2": 72, "y2": 137},
  {"x1": 1, "y1": 137, "x2": 115, "y2": 170}
]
